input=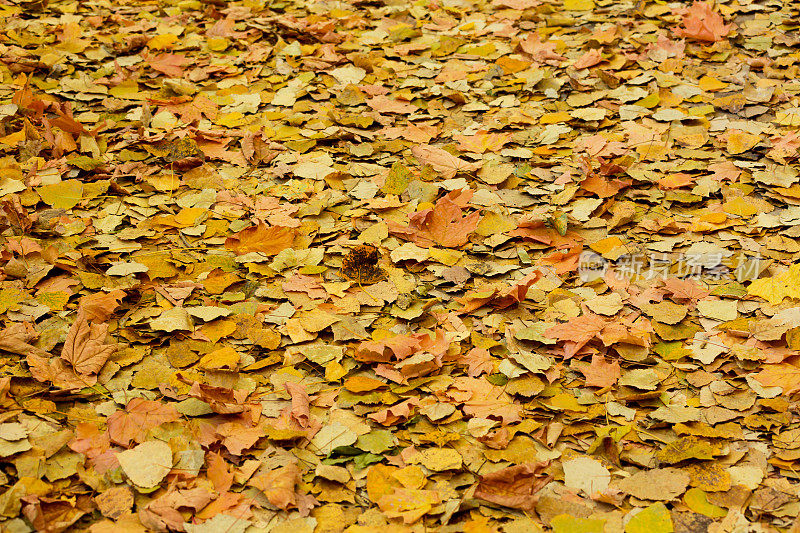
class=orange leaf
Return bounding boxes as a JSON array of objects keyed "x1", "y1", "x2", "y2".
[
  {"x1": 377, "y1": 488, "x2": 441, "y2": 524},
  {"x1": 106, "y1": 398, "x2": 180, "y2": 447},
  {"x1": 754, "y1": 358, "x2": 800, "y2": 394},
  {"x1": 581, "y1": 354, "x2": 621, "y2": 388},
  {"x1": 673, "y1": 1, "x2": 733, "y2": 42},
  {"x1": 390, "y1": 192, "x2": 481, "y2": 248},
  {"x1": 581, "y1": 174, "x2": 631, "y2": 198},
  {"x1": 454, "y1": 131, "x2": 512, "y2": 153},
  {"x1": 546, "y1": 313, "x2": 608, "y2": 359},
  {"x1": 225, "y1": 224, "x2": 295, "y2": 255},
  {"x1": 574, "y1": 48, "x2": 603, "y2": 69},
  {"x1": 248, "y1": 463, "x2": 302, "y2": 510},
  {"x1": 368, "y1": 398, "x2": 420, "y2": 425},
  {"x1": 343, "y1": 375, "x2": 388, "y2": 392},
  {"x1": 78, "y1": 290, "x2": 126, "y2": 323},
  {"x1": 658, "y1": 173, "x2": 695, "y2": 190},
  {"x1": 205, "y1": 452, "x2": 234, "y2": 493},
  {"x1": 145, "y1": 52, "x2": 190, "y2": 77},
  {"x1": 0, "y1": 322, "x2": 50, "y2": 358}
]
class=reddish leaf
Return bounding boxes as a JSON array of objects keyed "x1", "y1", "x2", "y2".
[
  {"x1": 145, "y1": 52, "x2": 190, "y2": 77},
  {"x1": 474, "y1": 462, "x2": 553, "y2": 511},
  {"x1": 673, "y1": 1, "x2": 733, "y2": 42},
  {"x1": 106, "y1": 398, "x2": 180, "y2": 447},
  {"x1": 389, "y1": 192, "x2": 481, "y2": 248},
  {"x1": 581, "y1": 354, "x2": 621, "y2": 388}
]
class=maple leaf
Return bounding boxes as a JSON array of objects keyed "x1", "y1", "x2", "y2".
[
  {"x1": 580, "y1": 354, "x2": 621, "y2": 388},
  {"x1": 284, "y1": 381, "x2": 312, "y2": 429},
  {"x1": 518, "y1": 34, "x2": 566, "y2": 65},
  {"x1": 474, "y1": 462, "x2": 553, "y2": 511},
  {"x1": 22, "y1": 496, "x2": 86, "y2": 533},
  {"x1": 145, "y1": 52, "x2": 190, "y2": 77},
  {"x1": 139, "y1": 487, "x2": 213, "y2": 532},
  {"x1": 747, "y1": 264, "x2": 800, "y2": 305},
  {"x1": 573, "y1": 49, "x2": 603, "y2": 69},
  {"x1": 673, "y1": 1, "x2": 733, "y2": 42},
  {"x1": 368, "y1": 398, "x2": 420, "y2": 425},
  {"x1": 28, "y1": 353, "x2": 96, "y2": 390},
  {"x1": 106, "y1": 398, "x2": 180, "y2": 447},
  {"x1": 389, "y1": 192, "x2": 481, "y2": 248},
  {"x1": 77, "y1": 290, "x2": 126, "y2": 323},
  {"x1": 460, "y1": 347, "x2": 493, "y2": 377},
  {"x1": 454, "y1": 131, "x2": 512, "y2": 153},
  {"x1": 60, "y1": 310, "x2": 116, "y2": 376},
  {"x1": 216, "y1": 421, "x2": 263, "y2": 455},
  {"x1": 663, "y1": 277, "x2": 710, "y2": 303},
  {"x1": 180, "y1": 375, "x2": 254, "y2": 415},
  {"x1": 581, "y1": 174, "x2": 631, "y2": 198},
  {"x1": 206, "y1": 451, "x2": 234, "y2": 493},
  {"x1": 68, "y1": 422, "x2": 111, "y2": 460},
  {"x1": 457, "y1": 271, "x2": 542, "y2": 314},
  {"x1": 546, "y1": 313, "x2": 608, "y2": 359},
  {"x1": 448, "y1": 377, "x2": 522, "y2": 424}
]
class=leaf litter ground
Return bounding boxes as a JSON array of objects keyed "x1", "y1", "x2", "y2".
[{"x1": 1, "y1": 0, "x2": 800, "y2": 531}]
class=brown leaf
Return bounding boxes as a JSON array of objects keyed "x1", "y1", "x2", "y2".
[
  {"x1": 28, "y1": 353, "x2": 95, "y2": 390},
  {"x1": 474, "y1": 462, "x2": 553, "y2": 511},
  {"x1": 340, "y1": 245, "x2": 387, "y2": 285},
  {"x1": 138, "y1": 487, "x2": 213, "y2": 532},
  {"x1": 0, "y1": 322, "x2": 50, "y2": 358},
  {"x1": 60, "y1": 310, "x2": 116, "y2": 376},
  {"x1": 581, "y1": 354, "x2": 621, "y2": 388},
  {"x1": 77, "y1": 290, "x2": 126, "y2": 323},
  {"x1": 22, "y1": 496, "x2": 86, "y2": 533}
]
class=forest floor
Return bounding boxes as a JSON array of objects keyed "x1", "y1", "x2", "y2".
[{"x1": 2, "y1": 0, "x2": 800, "y2": 531}]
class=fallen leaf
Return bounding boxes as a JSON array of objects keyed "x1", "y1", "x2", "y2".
[
  {"x1": 60, "y1": 310, "x2": 116, "y2": 375},
  {"x1": 673, "y1": 1, "x2": 733, "y2": 42},
  {"x1": 474, "y1": 462, "x2": 552, "y2": 511},
  {"x1": 116, "y1": 440, "x2": 173, "y2": 488}
]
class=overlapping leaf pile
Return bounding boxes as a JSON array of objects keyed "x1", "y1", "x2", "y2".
[{"x1": 1, "y1": 0, "x2": 800, "y2": 530}]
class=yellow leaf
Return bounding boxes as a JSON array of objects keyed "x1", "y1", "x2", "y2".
[
  {"x1": 199, "y1": 319, "x2": 237, "y2": 343},
  {"x1": 563, "y1": 0, "x2": 594, "y2": 10},
  {"x1": 698, "y1": 75, "x2": 728, "y2": 92},
  {"x1": 198, "y1": 345, "x2": 240, "y2": 371},
  {"x1": 747, "y1": 264, "x2": 800, "y2": 304},
  {"x1": 147, "y1": 34, "x2": 178, "y2": 50},
  {"x1": 38, "y1": 180, "x2": 83, "y2": 209},
  {"x1": 726, "y1": 132, "x2": 760, "y2": 155},
  {"x1": 722, "y1": 197, "x2": 757, "y2": 217},
  {"x1": 207, "y1": 37, "x2": 230, "y2": 51},
  {"x1": 683, "y1": 488, "x2": 727, "y2": 518}
]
